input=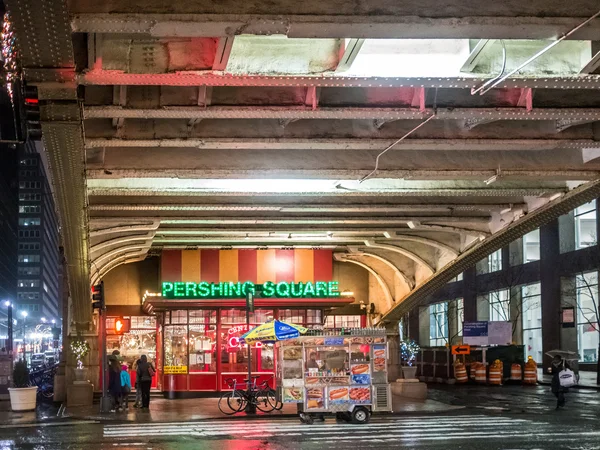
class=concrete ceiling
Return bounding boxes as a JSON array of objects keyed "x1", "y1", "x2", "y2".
[{"x1": 5, "y1": 0, "x2": 600, "y2": 327}]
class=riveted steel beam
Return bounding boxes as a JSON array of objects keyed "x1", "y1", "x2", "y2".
[
  {"x1": 76, "y1": 70, "x2": 600, "y2": 89},
  {"x1": 82, "y1": 106, "x2": 600, "y2": 122},
  {"x1": 86, "y1": 186, "x2": 568, "y2": 198},
  {"x1": 87, "y1": 203, "x2": 518, "y2": 213},
  {"x1": 70, "y1": 13, "x2": 600, "y2": 40},
  {"x1": 85, "y1": 168, "x2": 600, "y2": 181},
  {"x1": 381, "y1": 177, "x2": 600, "y2": 324},
  {"x1": 83, "y1": 138, "x2": 596, "y2": 151}
]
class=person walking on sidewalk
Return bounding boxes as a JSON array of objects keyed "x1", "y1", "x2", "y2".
[
  {"x1": 550, "y1": 355, "x2": 570, "y2": 410},
  {"x1": 108, "y1": 358, "x2": 122, "y2": 412},
  {"x1": 137, "y1": 354, "x2": 155, "y2": 409},
  {"x1": 120, "y1": 364, "x2": 132, "y2": 411},
  {"x1": 133, "y1": 357, "x2": 142, "y2": 408}
]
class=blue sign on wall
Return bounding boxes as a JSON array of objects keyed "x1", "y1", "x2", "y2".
[{"x1": 463, "y1": 322, "x2": 488, "y2": 336}]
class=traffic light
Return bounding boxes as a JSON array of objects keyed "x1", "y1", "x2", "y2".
[
  {"x1": 91, "y1": 281, "x2": 105, "y2": 312},
  {"x1": 114, "y1": 318, "x2": 130, "y2": 334},
  {"x1": 23, "y1": 85, "x2": 42, "y2": 140}
]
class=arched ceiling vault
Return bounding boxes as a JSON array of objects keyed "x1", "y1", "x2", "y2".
[{"x1": 6, "y1": 0, "x2": 600, "y2": 327}]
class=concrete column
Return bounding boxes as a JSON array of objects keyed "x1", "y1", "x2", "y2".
[
  {"x1": 558, "y1": 212, "x2": 576, "y2": 254},
  {"x1": 509, "y1": 239, "x2": 524, "y2": 266},
  {"x1": 462, "y1": 266, "x2": 477, "y2": 322},
  {"x1": 408, "y1": 307, "x2": 420, "y2": 342},
  {"x1": 540, "y1": 219, "x2": 561, "y2": 368},
  {"x1": 501, "y1": 246, "x2": 510, "y2": 271},
  {"x1": 476, "y1": 295, "x2": 490, "y2": 321}
]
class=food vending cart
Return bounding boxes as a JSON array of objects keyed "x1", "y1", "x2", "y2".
[{"x1": 276, "y1": 328, "x2": 392, "y2": 424}]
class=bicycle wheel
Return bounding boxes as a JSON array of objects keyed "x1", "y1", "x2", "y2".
[
  {"x1": 218, "y1": 391, "x2": 243, "y2": 415},
  {"x1": 268, "y1": 388, "x2": 283, "y2": 410},
  {"x1": 255, "y1": 389, "x2": 276, "y2": 413},
  {"x1": 229, "y1": 390, "x2": 248, "y2": 412}
]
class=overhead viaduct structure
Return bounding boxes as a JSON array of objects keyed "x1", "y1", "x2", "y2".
[{"x1": 4, "y1": 0, "x2": 600, "y2": 330}]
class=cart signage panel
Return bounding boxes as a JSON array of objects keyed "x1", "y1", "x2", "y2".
[{"x1": 162, "y1": 280, "x2": 340, "y2": 299}]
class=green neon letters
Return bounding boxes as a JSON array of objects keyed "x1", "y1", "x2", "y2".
[{"x1": 161, "y1": 280, "x2": 341, "y2": 299}]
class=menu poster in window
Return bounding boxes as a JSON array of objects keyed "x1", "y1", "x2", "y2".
[
  {"x1": 194, "y1": 340, "x2": 202, "y2": 352},
  {"x1": 306, "y1": 387, "x2": 324, "y2": 409},
  {"x1": 189, "y1": 354, "x2": 196, "y2": 366},
  {"x1": 204, "y1": 352, "x2": 212, "y2": 365},
  {"x1": 163, "y1": 365, "x2": 188, "y2": 374},
  {"x1": 351, "y1": 363, "x2": 370, "y2": 376},
  {"x1": 283, "y1": 387, "x2": 304, "y2": 403},
  {"x1": 328, "y1": 387, "x2": 349, "y2": 404},
  {"x1": 349, "y1": 387, "x2": 371, "y2": 404}
]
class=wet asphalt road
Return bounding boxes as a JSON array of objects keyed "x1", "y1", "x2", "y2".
[{"x1": 0, "y1": 385, "x2": 597, "y2": 450}]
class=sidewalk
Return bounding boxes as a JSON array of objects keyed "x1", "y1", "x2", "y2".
[
  {"x1": 537, "y1": 369, "x2": 599, "y2": 390},
  {"x1": 62, "y1": 396, "x2": 463, "y2": 423},
  {"x1": 0, "y1": 401, "x2": 61, "y2": 428}
]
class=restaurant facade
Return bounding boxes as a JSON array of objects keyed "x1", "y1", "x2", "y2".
[{"x1": 104, "y1": 249, "x2": 365, "y2": 396}]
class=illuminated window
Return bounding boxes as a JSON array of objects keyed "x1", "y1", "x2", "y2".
[
  {"x1": 522, "y1": 229, "x2": 540, "y2": 262},
  {"x1": 488, "y1": 250, "x2": 502, "y2": 272},
  {"x1": 489, "y1": 289, "x2": 510, "y2": 322},
  {"x1": 576, "y1": 272, "x2": 599, "y2": 363},
  {"x1": 522, "y1": 283, "x2": 542, "y2": 363},
  {"x1": 429, "y1": 302, "x2": 448, "y2": 346},
  {"x1": 575, "y1": 201, "x2": 597, "y2": 249}
]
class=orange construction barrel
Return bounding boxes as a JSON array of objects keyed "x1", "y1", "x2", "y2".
[
  {"x1": 489, "y1": 361, "x2": 502, "y2": 385},
  {"x1": 455, "y1": 362, "x2": 468, "y2": 383},
  {"x1": 510, "y1": 363, "x2": 522, "y2": 382},
  {"x1": 523, "y1": 356, "x2": 538, "y2": 385},
  {"x1": 475, "y1": 364, "x2": 487, "y2": 384}
]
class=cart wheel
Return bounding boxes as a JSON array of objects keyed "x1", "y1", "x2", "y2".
[
  {"x1": 351, "y1": 407, "x2": 370, "y2": 424},
  {"x1": 299, "y1": 413, "x2": 314, "y2": 425}
]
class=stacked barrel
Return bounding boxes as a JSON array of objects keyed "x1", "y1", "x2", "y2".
[
  {"x1": 523, "y1": 356, "x2": 538, "y2": 385},
  {"x1": 488, "y1": 360, "x2": 503, "y2": 385},
  {"x1": 454, "y1": 361, "x2": 468, "y2": 383},
  {"x1": 510, "y1": 363, "x2": 523, "y2": 382}
]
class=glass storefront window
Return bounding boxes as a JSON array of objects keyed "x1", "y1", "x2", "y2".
[
  {"x1": 575, "y1": 200, "x2": 597, "y2": 249},
  {"x1": 189, "y1": 324, "x2": 217, "y2": 373},
  {"x1": 522, "y1": 229, "x2": 540, "y2": 262},
  {"x1": 106, "y1": 316, "x2": 157, "y2": 369},
  {"x1": 576, "y1": 271, "x2": 599, "y2": 363},
  {"x1": 429, "y1": 302, "x2": 448, "y2": 346},
  {"x1": 170, "y1": 310, "x2": 188, "y2": 324},
  {"x1": 522, "y1": 283, "x2": 542, "y2": 363},
  {"x1": 189, "y1": 310, "x2": 217, "y2": 324},
  {"x1": 325, "y1": 315, "x2": 361, "y2": 328},
  {"x1": 164, "y1": 325, "x2": 188, "y2": 372},
  {"x1": 489, "y1": 289, "x2": 510, "y2": 322}
]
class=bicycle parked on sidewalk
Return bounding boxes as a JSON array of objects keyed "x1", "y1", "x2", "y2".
[{"x1": 218, "y1": 375, "x2": 282, "y2": 415}]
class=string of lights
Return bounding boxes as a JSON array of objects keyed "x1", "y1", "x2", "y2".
[{"x1": 1, "y1": 12, "x2": 19, "y2": 100}]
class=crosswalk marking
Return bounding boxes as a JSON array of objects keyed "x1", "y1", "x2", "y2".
[{"x1": 103, "y1": 414, "x2": 559, "y2": 441}]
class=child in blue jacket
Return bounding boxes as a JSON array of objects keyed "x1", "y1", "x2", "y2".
[{"x1": 120, "y1": 364, "x2": 132, "y2": 411}]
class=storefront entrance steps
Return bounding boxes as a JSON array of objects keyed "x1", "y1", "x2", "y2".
[{"x1": 61, "y1": 396, "x2": 463, "y2": 423}]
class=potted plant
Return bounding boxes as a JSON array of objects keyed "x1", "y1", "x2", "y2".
[
  {"x1": 400, "y1": 340, "x2": 421, "y2": 379},
  {"x1": 70, "y1": 338, "x2": 91, "y2": 382},
  {"x1": 8, "y1": 360, "x2": 37, "y2": 411}
]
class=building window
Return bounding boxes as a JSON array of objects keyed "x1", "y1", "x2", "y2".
[
  {"x1": 488, "y1": 249, "x2": 503, "y2": 272},
  {"x1": 522, "y1": 229, "x2": 540, "y2": 262},
  {"x1": 324, "y1": 315, "x2": 361, "y2": 328},
  {"x1": 489, "y1": 289, "x2": 510, "y2": 322},
  {"x1": 18, "y1": 280, "x2": 39, "y2": 288},
  {"x1": 429, "y1": 302, "x2": 448, "y2": 346},
  {"x1": 18, "y1": 255, "x2": 40, "y2": 263},
  {"x1": 448, "y1": 273, "x2": 464, "y2": 284},
  {"x1": 576, "y1": 271, "x2": 599, "y2": 363},
  {"x1": 455, "y1": 298, "x2": 464, "y2": 337},
  {"x1": 19, "y1": 218, "x2": 40, "y2": 227},
  {"x1": 522, "y1": 283, "x2": 542, "y2": 363},
  {"x1": 575, "y1": 200, "x2": 597, "y2": 249},
  {"x1": 19, "y1": 205, "x2": 41, "y2": 214},
  {"x1": 18, "y1": 267, "x2": 40, "y2": 275}
]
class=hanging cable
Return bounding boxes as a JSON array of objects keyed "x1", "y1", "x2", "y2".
[
  {"x1": 471, "y1": 40, "x2": 507, "y2": 96},
  {"x1": 471, "y1": 9, "x2": 600, "y2": 96},
  {"x1": 359, "y1": 114, "x2": 436, "y2": 183}
]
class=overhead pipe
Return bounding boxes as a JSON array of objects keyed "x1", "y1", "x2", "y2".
[{"x1": 472, "y1": 9, "x2": 600, "y2": 96}]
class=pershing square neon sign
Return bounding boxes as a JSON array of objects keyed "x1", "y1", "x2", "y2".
[{"x1": 162, "y1": 281, "x2": 340, "y2": 299}]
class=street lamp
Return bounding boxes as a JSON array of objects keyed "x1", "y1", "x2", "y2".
[
  {"x1": 41, "y1": 317, "x2": 46, "y2": 323},
  {"x1": 51, "y1": 319, "x2": 55, "y2": 324},
  {"x1": 20, "y1": 311, "x2": 27, "y2": 318}
]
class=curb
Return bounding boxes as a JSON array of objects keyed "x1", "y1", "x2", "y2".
[{"x1": 536, "y1": 380, "x2": 600, "y2": 391}]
